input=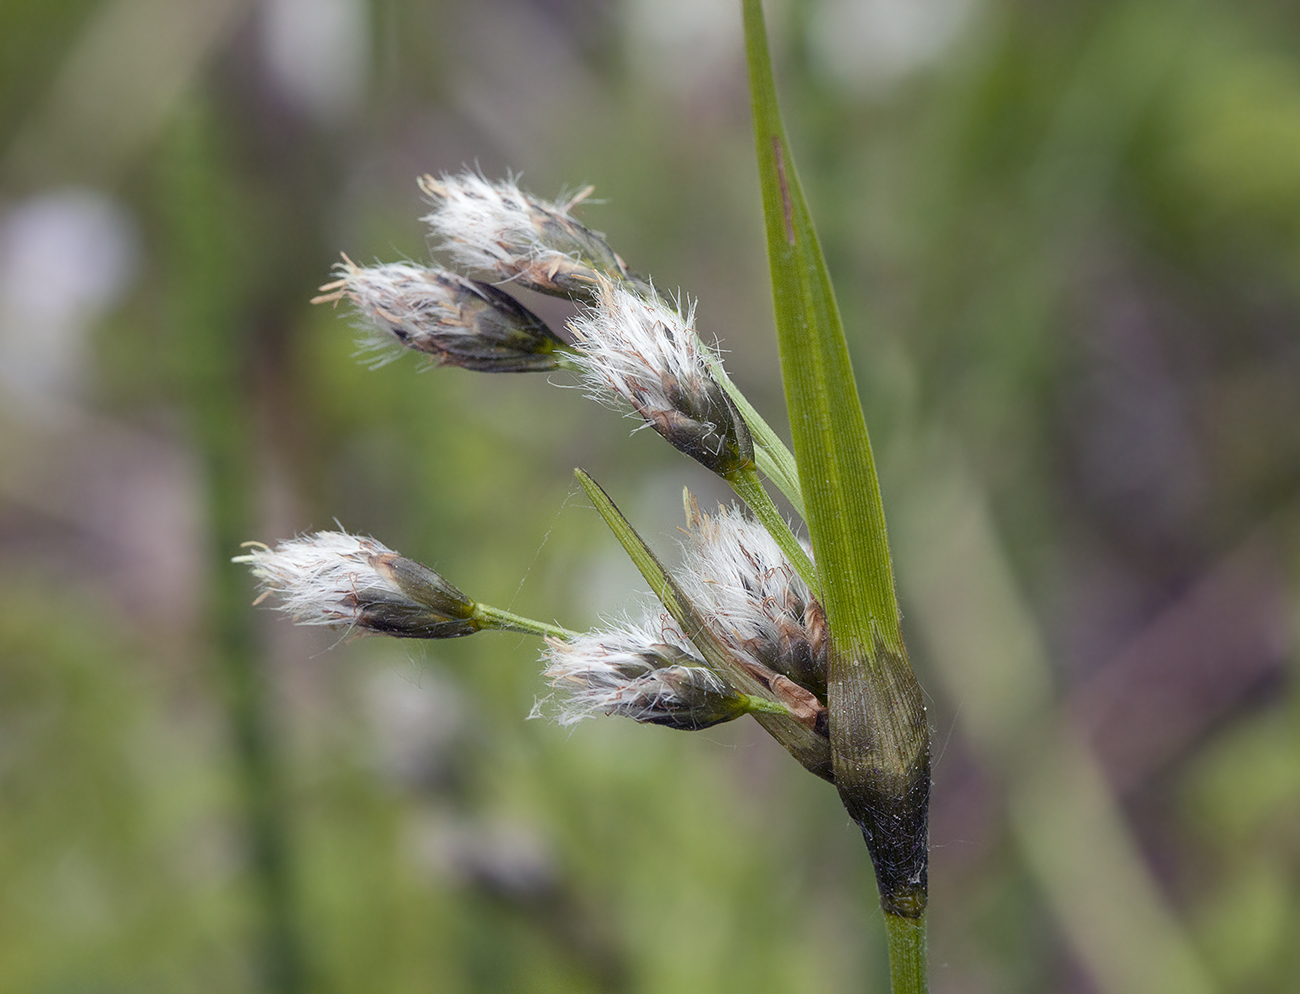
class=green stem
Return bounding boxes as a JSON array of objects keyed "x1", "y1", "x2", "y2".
[
  {"x1": 705, "y1": 352, "x2": 806, "y2": 516},
  {"x1": 727, "y1": 463, "x2": 819, "y2": 594},
  {"x1": 740, "y1": 694, "x2": 798, "y2": 718},
  {"x1": 472, "y1": 603, "x2": 577, "y2": 640},
  {"x1": 884, "y1": 913, "x2": 928, "y2": 994}
]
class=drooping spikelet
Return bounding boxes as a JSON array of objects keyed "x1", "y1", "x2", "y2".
[
  {"x1": 419, "y1": 172, "x2": 642, "y2": 300},
  {"x1": 538, "y1": 614, "x2": 754, "y2": 730},
  {"x1": 235, "y1": 530, "x2": 480, "y2": 639},
  {"x1": 312, "y1": 255, "x2": 564, "y2": 372},
  {"x1": 676, "y1": 498, "x2": 827, "y2": 698},
  {"x1": 568, "y1": 278, "x2": 753, "y2": 476}
]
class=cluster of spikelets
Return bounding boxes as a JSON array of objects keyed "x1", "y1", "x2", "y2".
[{"x1": 238, "y1": 172, "x2": 830, "y2": 749}]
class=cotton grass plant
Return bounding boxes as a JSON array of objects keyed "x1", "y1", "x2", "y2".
[{"x1": 237, "y1": 4, "x2": 931, "y2": 990}]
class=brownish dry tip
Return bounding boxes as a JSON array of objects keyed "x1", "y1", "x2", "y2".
[
  {"x1": 563, "y1": 184, "x2": 596, "y2": 210},
  {"x1": 310, "y1": 287, "x2": 347, "y2": 306},
  {"x1": 418, "y1": 174, "x2": 448, "y2": 200},
  {"x1": 736, "y1": 657, "x2": 827, "y2": 732},
  {"x1": 311, "y1": 253, "x2": 360, "y2": 305}
]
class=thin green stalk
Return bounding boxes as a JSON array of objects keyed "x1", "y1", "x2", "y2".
[
  {"x1": 472, "y1": 604, "x2": 577, "y2": 640},
  {"x1": 705, "y1": 352, "x2": 806, "y2": 516},
  {"x1": 884, "y1": 914, "x2": 928, "y2": 994},
  {"x1": 740, "y1": 694, "x2": 804, "y2": 718},
  {"x1": 726, "y1": 464, "x2": 818, "y2": 593}
]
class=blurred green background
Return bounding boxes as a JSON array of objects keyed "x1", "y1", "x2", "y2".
[{"x1": 2, "y1": 0, "x2": 1299, "y2": 991}]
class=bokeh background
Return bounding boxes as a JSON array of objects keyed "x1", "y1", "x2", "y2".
[{"x1": 2, "y1": 0, "x2": 1299, "y2": 991}]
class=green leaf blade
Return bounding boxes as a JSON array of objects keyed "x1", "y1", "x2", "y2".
[
  {"x1": 742, "y1": 0, "x2": 931, "y2": 955},
  {"x1": 742, "y1": 0, "x2": 900, "y2": 657}
]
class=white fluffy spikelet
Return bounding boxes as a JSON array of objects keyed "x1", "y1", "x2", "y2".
[
  {"x1": 676, "y1": 501, "x2": 828, "y2": 693},
  {"x1": 236, "y1": 530, "x2": 402, "y2": 628},
  {"x1": 569, "y1": 279, "x2": 705, "y2": 413},
  {"x1": 419, "y1": 172, "x2": 630, "y2": 298},
  {"x1": 538, "y1": 614, "x2": 742, "y2": 729},
  {"x1": 422, "y1": 173, "x2": 549, "y2": 273},
  {"x1": 316, "y1": 257, "x2": 452, "y2": 365},
  {"x1": 312, "y1": 255, "x2": 561, "y2": 372},
  {"x1": 236, "y1": 530, "x2": 480, "y2": 639},
  {"x1": 567, "y1": 279, "x2": 751, "y2": 474}
]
